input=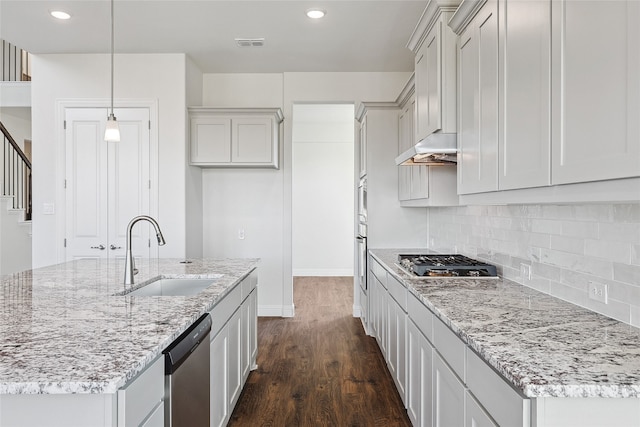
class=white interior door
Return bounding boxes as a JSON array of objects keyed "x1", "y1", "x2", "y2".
[{"x1": 65, "y1": 107, "x2": 152, "y2": 261}]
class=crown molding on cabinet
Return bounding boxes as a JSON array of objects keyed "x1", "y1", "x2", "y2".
[
  {"x1": 448, "y1": 0, "x2": 489, "y2": 34},
  {"x1": 406, "y1": 0, "x2": 462, "y2": 52}
]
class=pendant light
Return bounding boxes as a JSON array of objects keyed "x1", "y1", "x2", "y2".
[{"x1": 104, "y1": 0, "x2": 120, "y2": 142}]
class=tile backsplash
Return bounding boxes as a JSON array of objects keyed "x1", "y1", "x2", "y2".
[{"x1": 428, "y1": 203, "x2": 640, "y2": 326}]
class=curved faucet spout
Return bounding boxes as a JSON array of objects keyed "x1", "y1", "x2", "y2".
[{"x1": 123, "y1": 215, "x2": 166, "y2": 285}]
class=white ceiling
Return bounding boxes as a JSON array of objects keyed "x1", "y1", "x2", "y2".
[{"x1": 0, "y1": 0, "x2": 428, "y2": 73}]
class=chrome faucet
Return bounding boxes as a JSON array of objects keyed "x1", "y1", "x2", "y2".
[{"x1": 123, "y1": 215, "x2": 166, "y2": 285}]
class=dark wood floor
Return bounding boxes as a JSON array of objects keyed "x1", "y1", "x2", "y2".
[{"x1": 229, "y1": 276, "x2": 411, "y2": 427}]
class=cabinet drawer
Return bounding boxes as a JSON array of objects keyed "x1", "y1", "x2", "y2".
[
  {"x1": 466, "y1": 348, "x2": 530, "y2": 427},
  {"x1": 407, "y1": 293, "x2": 433, "y2": 343},
  {"x1": 117, "y1": 356, "x2": 164, "y2": 427},
  {"x1": 210, "y1": 283, "x2": 242, "y2": 338},
  {"x1": 241, "y1": 270, "x2": 257, "y2": 300},
  {"x1": 369, "y1": 257, "x2": 387, "y2": 288},
  {"x1": 387, "y1": 275, "x2": 407, "y2": 311},
  {"x1": 433, "y1": 317, "x2": 466, "y2": 382}
]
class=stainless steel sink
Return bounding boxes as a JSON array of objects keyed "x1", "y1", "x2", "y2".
[{"x1": 124, "y1": 276, "x2": 223, "y2": 297}]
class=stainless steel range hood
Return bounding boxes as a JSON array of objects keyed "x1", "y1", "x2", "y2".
[{"x1": 395, "y1": 133, "x2": 457, "y2": 166}]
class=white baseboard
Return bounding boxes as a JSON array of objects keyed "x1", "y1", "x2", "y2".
[
  {"x1": 293, "y1": 268, "x2": 354, "y2": 277},
  {"x1": 258, "y1": 304, "x2": 295, "y2": 318},
  {"x1": 352, "y1": 304, "x2": 362, "y2": 317}
]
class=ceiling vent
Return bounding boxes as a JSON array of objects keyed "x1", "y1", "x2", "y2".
[{"x1": 235, "y1": 38, "x2": 265, "y2": 48}]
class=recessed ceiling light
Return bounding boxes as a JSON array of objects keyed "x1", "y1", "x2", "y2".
[
  {"x1": 50, "y1": 10, "x2": 71, "y2": 20},
  {"x1": 306, "y1": 9, "x2": 326, "y2": 19}
]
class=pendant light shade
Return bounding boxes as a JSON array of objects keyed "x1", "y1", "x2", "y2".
[
  {"x1": 105, "y1": 0, "x2": 120, "y2": 142},
  {"x1": 105, "y1": 113, "x2": 120, "y2": 142}
]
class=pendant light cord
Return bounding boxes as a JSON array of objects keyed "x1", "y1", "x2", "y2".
[{"x1": 110, "y1": 0, "x2": 114, "y2": 116}]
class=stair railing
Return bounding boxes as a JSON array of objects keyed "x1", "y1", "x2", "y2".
[
  {"x1": 1, "y1": 39, "x2": 31, "y2": 81},
  {"x1": 0, "y1": 122, "x2": 31, "y2": 220}
]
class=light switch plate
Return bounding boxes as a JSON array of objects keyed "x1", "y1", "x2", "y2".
[{"x1": 43, "y1": 203, "x2": 55, "y2": 215}]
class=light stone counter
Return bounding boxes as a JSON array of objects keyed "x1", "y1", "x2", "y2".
[
  {"x1": 370, "y1": 249, "x2": 640, "y2": 399},
  {"x1": 0, "y1": 258, "x2": 258, "y2": 395}
]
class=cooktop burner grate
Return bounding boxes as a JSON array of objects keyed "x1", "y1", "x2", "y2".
[{"x1": 398, "y1": 254, "x2": 498, "y2": 277}]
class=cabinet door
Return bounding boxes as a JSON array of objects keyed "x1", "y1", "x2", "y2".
[
  {"x1": 191, "y1": 117, "x2": 232, "y2": 163},
  {"x1": 210, "y1": 331, "x2": 229, "y2": 427},
  {"x1": 416, "y1": 23, "x2": 442, "y2": 140},
  {"x1": 433, "y1": 353, "x2": 465, "y2": 427},
  {"x1": 231, "y1": 118, "x2": 273, "y2": 164},
  {"x1": 241, "y1": 295, "x2": 250, "y2": 381},
  {"x1": 359, "y1": 116, "x2": 367, "y2": 178},
  {"x1": 227, "y1": 309, "x2": 243, "y2": 409},
  {"x1": 551, "y1": 0, "x2": 640, "y2": 184},
  {"x1": 248, "y1": 289, "x2": 258, "y2": 367},
  {"x1": 499, "y1": 0, "x2": 551, "y2": 190},
  {"x1": 398, "y1": 105, "x2": 412, "y2": 201},
  {"x1": 465, "y1": 391, "x2": 497, "y2": 427},
  {"x1": 457, "y1": 0, "x2": 499, "y2": 195},
  {"x1": 410, "y1": 166, "x2": 429, "y2": 200},
  {"x1": 407, "y1": 319, "x2": 434, "y2": 427},
  {"x1": 387, "y1": 297, "x2": 406, "y2": 404}
]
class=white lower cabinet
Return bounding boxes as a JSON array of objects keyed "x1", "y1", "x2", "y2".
[
  {"x1": 210, "y1": 329, "x2": 229, "y2": 427},
  {"x1": 387, "y1": 293, "x2": 407, "y2": 405},
  {"x1": 370, "y1": 257, "x2": 529, "y2": 427},
  {"x1": 433, "y1": 352, "x2": 466, "y2": 427},
  {"x1": 209, "y1": 271, "x2": 258, "y2": 427},
  {"x1": 407, "y1": 318, "x2": 434, "y2": 427},
  {"x1": 465, "y1": 391, "x2": 497, "y2": 427}
]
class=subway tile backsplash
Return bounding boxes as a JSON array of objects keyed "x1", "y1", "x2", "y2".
[{"x1": 428, "y1": 203, "x2": 640, "y2": 326}]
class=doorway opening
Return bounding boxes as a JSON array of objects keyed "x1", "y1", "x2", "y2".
[{"x1": 291, "y1": 103, "x2": 355, "y2": 277}]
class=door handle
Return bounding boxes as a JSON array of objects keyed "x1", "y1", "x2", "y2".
[
  {"x1": 110, "y1": 245, "x2": 122, "y2": 250},
  {"x1": 90, "y1": 244, "x2": 106, "y2": 250}
]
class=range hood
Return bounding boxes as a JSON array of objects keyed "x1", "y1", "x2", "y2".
[{"x1": 395, "y1": 133, "x2": 457, "y2": 166}]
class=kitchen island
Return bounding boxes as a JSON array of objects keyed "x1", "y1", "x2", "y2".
[
  {"x1": 0, "y1": 257, "x2": 258, "y2": 426},
  {"x1": 369, "y1": 249, "x2": 640, "y2": 427}
]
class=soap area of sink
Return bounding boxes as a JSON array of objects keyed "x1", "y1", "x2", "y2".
[{"x1": 118, "y1": 275, "x2": 224, "y2": 297}]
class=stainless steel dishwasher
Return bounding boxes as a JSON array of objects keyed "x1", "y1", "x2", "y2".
[{"x1": 163, "y1": 313, "x2": 211, "y2": 427}]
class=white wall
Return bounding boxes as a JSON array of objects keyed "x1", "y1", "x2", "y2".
[
  {"x1": 185, "y1": 57, "x2": 204, "y2": 259},
  {"x1": 429, "y1": 203, "x2": 640, "y2": 326},
  {"x1": 292, "y1": 103, "x2": 355, "y2": 276},
  {"x1": 201, "y1": 71, "x2": 410, "y2": 316},
  {"x1": 31, "y1": 53, "x2": 188, "y2": 267}
]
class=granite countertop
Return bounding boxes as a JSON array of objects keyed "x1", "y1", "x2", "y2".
[
  {"x1": 370, "y1": 249, "x2": 640, "y2": 399},
  {"x1": 0, "y1": 258, "x2": 258, "y2": 395}
]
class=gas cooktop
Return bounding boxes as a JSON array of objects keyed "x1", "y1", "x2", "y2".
[{"x1": 397, "y1": 254, "x2": 498, "y2": 278}]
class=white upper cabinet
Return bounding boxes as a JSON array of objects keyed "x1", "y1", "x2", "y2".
[
  {"x1": 452, "y1": 0, "x2": 640, "y2": 202},
  {"x1": 409, "y1": 0, "x2": 460, "y2": 142},
  {"x1": 551, "y1": 0, "x2": 640, "y2": 184},
  {"x1": 189, "y1": 107, "x2": 283, "y2": 169},
  {"x1": 456, "y1": 0, "x2": 499, "y2": 195},
  {"x1": 498, "y1": 0, "x2": 551, "y2": 190}
]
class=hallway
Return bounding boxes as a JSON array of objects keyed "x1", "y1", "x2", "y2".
[{"x1": 229, "y1": 276, "x2": 411, "y2": 426}]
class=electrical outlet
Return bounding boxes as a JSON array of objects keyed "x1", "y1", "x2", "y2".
[
  {"x1": 520, "y1": 263, "x2": 531, "y2": 282},
  {"x1": 588, "y1": 281, "x2": 608, "y2": 304},
  {"x1": 238, "y1": 229, "x2": 245, "y2": 240}
]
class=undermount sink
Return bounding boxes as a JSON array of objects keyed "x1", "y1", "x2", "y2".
[{"x1": 124, "y1": 276, "x2": 224, "y2": 297}]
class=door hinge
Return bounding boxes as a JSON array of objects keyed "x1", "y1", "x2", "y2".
[
  {"x1": 148, "y1": 120, "x2": 151, "y2": 130},
  {"x1": 148, "y1": 180, "x2": 151, "y2": 189},
  {"x1": 64, "y1": 238, "x2": 67, "y2": 248},
  {"x1": 148, "y1": 239, "x2": 151, "y2": 248},
  {"x1": 63, "y1": 120, "x2": 66, "y2": 130},
  {"x1": 64, "y1": 179, "x2": 67, "y2": 189}
]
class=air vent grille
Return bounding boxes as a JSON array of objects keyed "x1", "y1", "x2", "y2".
[{"x1": 235, "y1": 38, "x2": 265, "y2": 47}]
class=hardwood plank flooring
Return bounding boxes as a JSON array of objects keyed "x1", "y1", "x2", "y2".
[{"x1": 229, "y1": 276, "x2": 411, "y2": 427}]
